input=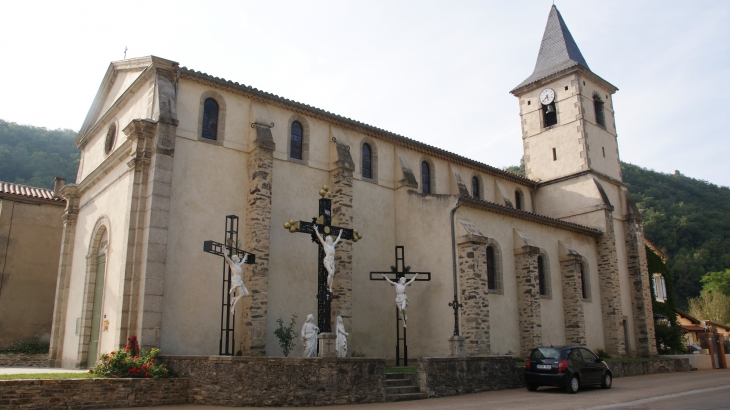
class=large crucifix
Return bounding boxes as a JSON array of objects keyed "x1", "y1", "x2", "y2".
[
  {"x1": 203, "y1": 215, "x2": 256, "y2": 355},
  {"x1": 283, "y1": 185, "x2": 363, "y2": 334},
  {"x1": 370, "y1": 246, "x2": 430, "y2": 366}
]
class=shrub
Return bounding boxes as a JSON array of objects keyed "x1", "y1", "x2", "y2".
[
  {"x1": 274, "y1": 315, "x2": 297, "y2": 357},
  {"x1": 0, "y1": 338, "x2": 49, "y2": 354},
  {"x1": 90, "y1": 336, "x2": 173, "y2": 379}
]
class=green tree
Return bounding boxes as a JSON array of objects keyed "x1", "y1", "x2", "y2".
[
  {"x1": 0, "y1": 119, "x2": 79, "y2": 188},
  {"x1": 700, "y1": 269, "x2": 730, "y2": 297},
  {"x1": 646, "y1": 245, "x2": 684, "y2": 354},
  {"x1": 688, "y1": 290, "x2": 730, "y2": 327}
]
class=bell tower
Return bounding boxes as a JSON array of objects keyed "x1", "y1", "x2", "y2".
[{"x1": 510, "y1": 6, "x2": 621, "y2": 183}]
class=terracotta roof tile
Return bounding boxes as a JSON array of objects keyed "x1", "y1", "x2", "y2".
[{"x1": 0, "y1": 181, "x2": 65, "y2": 203}]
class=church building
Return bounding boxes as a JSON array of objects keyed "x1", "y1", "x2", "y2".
[{"x1": 49, "y1": 6, "x2": 657, "y2": 368}]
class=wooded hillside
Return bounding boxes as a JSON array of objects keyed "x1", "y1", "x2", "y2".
[{"x1": 0, "y1": 119, "x2": 79, "y2": 189}]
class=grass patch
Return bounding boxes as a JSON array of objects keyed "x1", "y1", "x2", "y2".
[
  {"x1": 385, "y1": 366, "x2": 417, "y2": 373},
  {"x1": 0, "y1": 373, "x2": 98, "y2": 380},
  {"x1": 515, "y1": 361, "x2": 526, "y2": 367}
]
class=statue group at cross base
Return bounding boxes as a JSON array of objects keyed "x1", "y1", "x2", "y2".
[{"x1": 221, "y1": 226, "x2": 417, "y2": 358}]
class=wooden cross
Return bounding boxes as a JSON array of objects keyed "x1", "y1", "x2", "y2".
[
  {"x1": 369, "y1": 246, "x2": 430, "y2": 366},
  {"x1": 283, "y1": 185, "x2": 362, "y2": 333},
  {"x1": 203, "y1": 215, "x2": 255, "y2": 355}
]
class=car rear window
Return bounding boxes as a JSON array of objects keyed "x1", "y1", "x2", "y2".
[{"x1": 530, "y1": 348, "x2": 561, "y2": 360}]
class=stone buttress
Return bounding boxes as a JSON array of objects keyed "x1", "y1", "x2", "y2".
[
  {"x1": 558, "y1": 242, "x2": 586, "y2": 346},
  {"x1": 596, "y1": 209, "x2": 626, "y2": 357},
  {"x1": 513, "y1": 229, "x2": 542, "y2": 359},
  {"x1": 240, "y1": 123, "x2": 275, "y2": 356},
  {"x1": 624, "y1": 191, "x2": 658, "y2": 356},
  {"x1": 457, "y1": 235, "x2": 491, "y2": 356},
  {"x1": 329, "y1": 139, "x2": 355, "y2": 333}
]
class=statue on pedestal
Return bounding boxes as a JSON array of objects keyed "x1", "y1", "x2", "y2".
[
  {"x1": 221, "y1": 249, "x2": 249, "y2": 315},
  {"x1": 313, "y1": 225, "x2": 343, "y2": 292},
  {"x1": 301, "y1": 314, "x2": 320, "y2": 357},
  {"x1": 335, "y1": 316, "x2": 348, "y2": 358},
  {"x1": 383, "y1": 273, "x2": 419, "y2": 327}
]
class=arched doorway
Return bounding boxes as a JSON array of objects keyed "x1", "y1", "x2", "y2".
[{"x1": 86, "y1": 229, "x2": 107, "y2": 368}]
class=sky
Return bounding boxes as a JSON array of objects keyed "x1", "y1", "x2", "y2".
[{"x1": 1, "y1": 0, "x2": 729, "y2": 186}]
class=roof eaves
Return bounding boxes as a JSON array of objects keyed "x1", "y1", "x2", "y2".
[
  {"x1": 180, "y1": 67, "x2": 537, "y2": 187},
  {"x1": 459, "y1": 195, "x2": 601, "y2": 237},
  {"x1": 0, "y1": 181, "x2": 66, "y2": 204}
]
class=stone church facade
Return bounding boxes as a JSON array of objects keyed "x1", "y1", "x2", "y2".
[{"x1": 49, "y1": 6, "x2": 656, "y2": 368}]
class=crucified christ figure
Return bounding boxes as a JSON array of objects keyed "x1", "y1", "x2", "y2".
[
  {"x1": 383, "y1": 273, "x2": 418, "y2": 327},
  {"x1": 221, "y1": 248, "x2": 249, "y2": 315},
  {"x1": 313, "y1": 225, "x2": 343, "y2": 293}
]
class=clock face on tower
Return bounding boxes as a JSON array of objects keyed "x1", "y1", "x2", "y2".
[{"x1": 539, "y1": 88, "x2": 555, "y2": 105}]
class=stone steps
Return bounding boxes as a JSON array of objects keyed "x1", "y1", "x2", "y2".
[{"x1": 384, "y1": 372, "x2": 427, "y2": 402}]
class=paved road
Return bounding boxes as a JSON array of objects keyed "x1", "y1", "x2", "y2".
[{"x1": 109, "y1": 369, "x2": 730, "y2": 410}]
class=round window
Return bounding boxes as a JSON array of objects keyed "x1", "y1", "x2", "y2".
[{"x1": 104, "y1": 123, "x2": 117, "y2": 155}]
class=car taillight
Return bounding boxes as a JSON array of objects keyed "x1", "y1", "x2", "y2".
[
  {"x1": 525, "y1": 358, "x2": 530, "y2": 370},
  {"x1": 558, "y1": 359, "x2": 567, "y2": 372}
]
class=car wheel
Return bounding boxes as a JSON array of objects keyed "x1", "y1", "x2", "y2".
[
  {"x1": 601, "y1": 373, "x2": 612, "y2": 389},
  {"x1": 566, "y1": 375, "x2": 579, "y2": 394},
  {"x1": 526, "y1": 382, "x2": 539, "y2": 391}
]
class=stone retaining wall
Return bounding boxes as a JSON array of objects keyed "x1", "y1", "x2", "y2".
[
  {"x1": 161, "y1": 355, "x2": 386, "y2": 406},
  {"x1": 417, "y1": 356, "x2": 523, "y2": 398},
  {"x1": 609, "y1": 357, "x2": 691, "y2": 378},
  {"x1": 0, "y1": 378, "x2": 187, "y2": 409},
  {"x1": 0, "y1": 354, "x2": 49, "y2": 368}
]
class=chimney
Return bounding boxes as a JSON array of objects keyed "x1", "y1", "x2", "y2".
[{"x1": 53, "y1": 177, "x2": 66, "y2": 198}]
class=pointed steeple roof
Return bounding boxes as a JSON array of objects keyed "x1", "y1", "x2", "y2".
[{"x1": 512, "y1": 6, "x2": 589, "y2": 92}]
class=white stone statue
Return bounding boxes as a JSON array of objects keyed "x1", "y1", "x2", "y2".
[
  {"x1": 383, "y1": 273, "x2": 418, "y2": 327},
  {"x1": 313, "y1": 225, "x2": 343, "y2": 293},
  {"x1": 335, "y1": 316, "x2": 348, "y2": 358},
  {"x1": 301, "y1": 313, "x2": 320, "y2": 357},
  {"x1": 221, "y1": 248, "x2": 249, "y2": 315}
]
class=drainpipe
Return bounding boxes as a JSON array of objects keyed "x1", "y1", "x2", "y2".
[{"x1": 449, "y1": 197, "x2": 463, "y2": 336}]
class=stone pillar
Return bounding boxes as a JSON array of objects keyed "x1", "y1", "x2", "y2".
[
  {"x1": 120, "y1": 112, "x2": 177, "y2": 350},
  {"x1": 513, "y1": 229, "x2": 541, "y2": 359},
  {"x1": 48, "y1": 185, "x2": 79, "y2": 367},
  {"x1": 558, "y1": 243, "x2": 586, "y2": 346},
  {"x1": 329, "y1": 141, "x2": 355, "y2": 333},
  {"x1": 240, "y1": 124, "x2": 275, "y2": 356},
  {"x1": 596, "y1": 210, "x2": 626, "y2": 357},
  {"x1": 624, "y1": 195, "x2": 658, "y2": 357},
  {"x1": 457, "y1": 237, "x2": 490, "y2": 356}
]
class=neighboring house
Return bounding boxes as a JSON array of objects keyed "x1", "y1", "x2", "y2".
[
  {"x1": 702, "y1": 321, "x2": 730, "y2": 338},
  {"x1": 0, "y1": 180, "x2": 66, "y2": 349},
  {"x1": 676, "y1": 308, "x2": 703, "y2": 346}
]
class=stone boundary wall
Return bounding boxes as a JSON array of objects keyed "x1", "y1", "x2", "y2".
[
  {"x1": 0, "y1": 378, "x2": 187, "y2": 409},
  {"x1": 417, "y1": 356, "x2": 523, "y2": 398},
  {"x1": 609, "y1": 357, "x2": 691, "y2": 378},
  {"x1": 161, "y1": 355, "x2": 386, "y2": 406},
  {"x1": 0, "y1": 354, "x2": 49, "y2": 368}
]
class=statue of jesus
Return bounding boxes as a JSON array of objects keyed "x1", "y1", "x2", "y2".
[
  {"x1": 313, "y1": 225, "x2": 343, "y2": 293},
  {"x1": 383, "y1": 273, "x2": 418, "y2": 327},
  {"x1": 221, "y1": 248, "x2": 249, "y2": 315}
]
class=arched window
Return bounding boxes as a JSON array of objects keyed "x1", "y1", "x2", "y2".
[
  {"x1": 472, "y1": 177, "x2": 480, "y2": 199},
  {"x1": 421, "y1": 161, "x2": 431, "y2": 194},
  {"x1": 537, "y1": 255, "x2": 546, "y2": 296},
  {"x1": 362, "y1": 143, "x2": 372, "y2": 179},
  {"x1": 104, "y1": 123, "x2": 116, "y2": 155},
  {"x1": 487, "y1": 246, "x2": 496, "y2": 290},
  {"x1": 290, "y1": 121, "x2": 303, "y2": 160},
  {"x1": 202, "y1": 98, "x2": 219, "y2": 140},
  {"x1": 515, "y1": 190, "x2": 523, "y2": 210},
  {"x1": 594, "y1": 95, "x2": 606, "y2": 127},
  {"x1": 580, "y1": 262, "x2": 589, "y2": 299}
]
